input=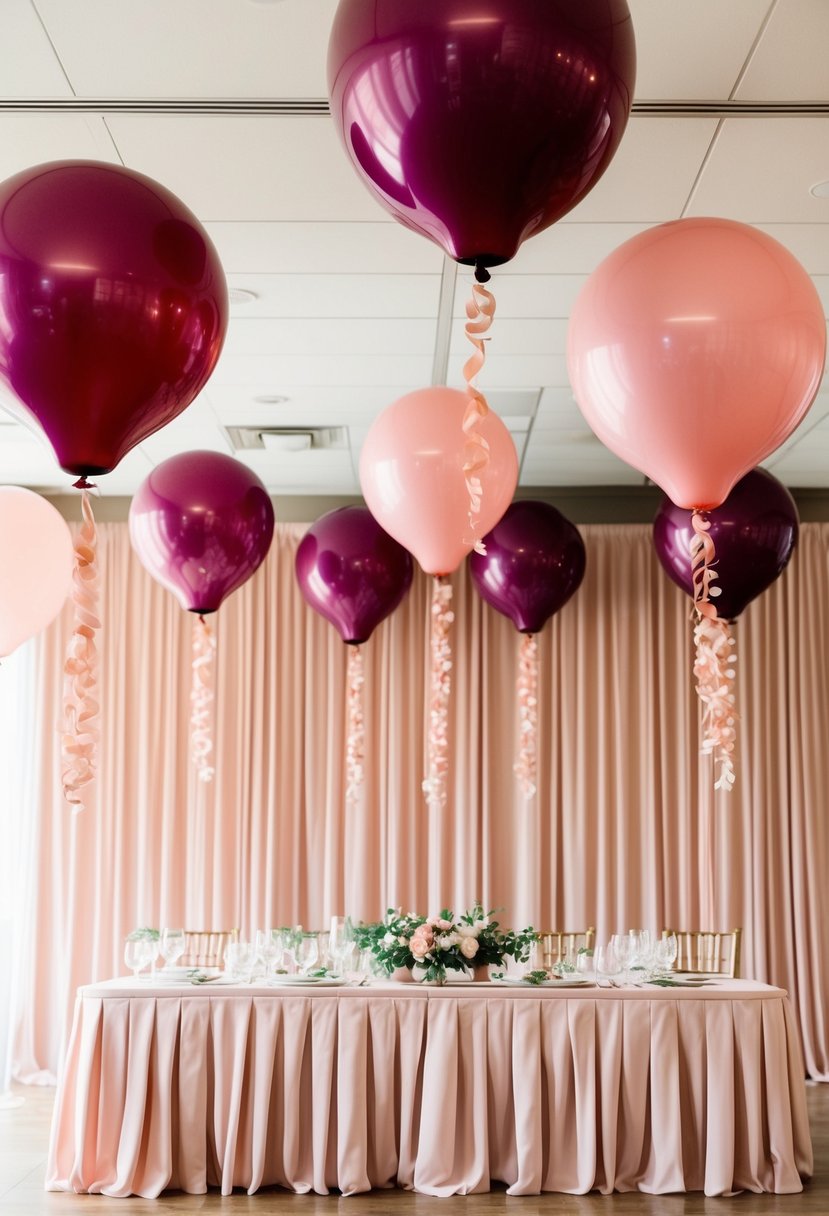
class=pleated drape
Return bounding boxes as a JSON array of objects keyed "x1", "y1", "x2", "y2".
[{"x1": 8, "y1": 521, "x2": 829, "y2": 1080}]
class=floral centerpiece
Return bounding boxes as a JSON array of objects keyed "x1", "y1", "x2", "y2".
[{"x1": 354, "y1": 904, "x2": 537, "y2": 984}]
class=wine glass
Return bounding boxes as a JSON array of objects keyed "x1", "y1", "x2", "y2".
[
  {"x1": 124, "y1": 938, "x2": 152, "y2": 980},
  {"x1": 329, "y1": 916, "x2": 352, "y2": 974},
  {"x1": 628, "y1": 929, "x2": 653, "y2": 976},
  {"x1": 256, "y1": 929, "x2": 279, "y2": 978},
  {"x1": 656, "y1": 933, "x2": 678, "y2": 973},
  {"x1": 595, "y1": 943, "x2": 620, "y2": 987},
  {"x1": 160, "y1": 928, "x2": 185, "y2": 971},
  {"x1": 226, "y1": 940, "x2": 255, "y2": 983},
  {"x1": 610, "y1": 933, "x2": 633, "y2": 983},
  {"x1": 297, "y1": 932, "x2": 320, "y2": 974}
]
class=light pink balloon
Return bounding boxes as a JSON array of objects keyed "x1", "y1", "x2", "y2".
[
  {"x1": 359, "y1": 387, "x2": 518, "y2": 575},
  {"x1": 567, "y1": 217, "x2": 826, "y2": 509},
  {"x1": 0, "y1": 486, "x2": 73, "y2": 656}
]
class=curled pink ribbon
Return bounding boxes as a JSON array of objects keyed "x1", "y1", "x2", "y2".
[
  {"x1": 346, "y1": 644, "x2": 365, "y2": 806},
  {"x1": 514, "y1": 632, "x2": 539, "y2": 798},
  {"x1": 190, "y1": 614, "x2": 216, "y2": 783},
  {"x1": 61, "y1": 489, "x2": 101, "y2": 811},
  {"x1": 422, "y1": 577, "x2": 454, "y2": 811},
  {"x1": 462, "y1": 280, "x2": 496, "y2": 555},
  {"x1": 690, "y1": 511, "x2": 737, "y2": 791}
]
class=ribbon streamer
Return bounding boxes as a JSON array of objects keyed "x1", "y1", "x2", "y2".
[
  {"x1": 346, "y1": 644, "x2": 365, "y2": 806},
  {"x1": 422, "y1": 577, "x2": 454, "y2": 811},
  {"x1": 690, "y1": 511, "x2": 737, "y2": 791},
  {"x1": 514, "y1": 632, "x2": 539, "y2": 798},
  {"x1": 462, "y1": 277, "x2": 496, "y2": 554},
  {"x1": 190, "y1": 614, "x2": 217, "y2": 783},
  {"x1": 61, "y1": 489, "x2": 101, "y2": 810}
]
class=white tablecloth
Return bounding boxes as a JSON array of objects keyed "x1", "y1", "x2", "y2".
[{"x1": 46, "y1": 977, "x2": 812, "y2": 1198}]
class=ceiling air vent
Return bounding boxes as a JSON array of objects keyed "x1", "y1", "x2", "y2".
[{"x1": 224, "y1": 426, "x2": 347, "y2": 454}]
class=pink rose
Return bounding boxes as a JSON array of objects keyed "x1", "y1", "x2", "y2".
[
  {"x1": 460, "y1": 937, "x2": 479, "y2": 960},
  {"x1": 413, "y1": 924, "x2": 434, "y2": 945},
  {"x1": 410, "y1": 935, "x2": 430, "y2": 958},
  {"x1": 437, "y1": 918, "x2": 453, "y2": 931}
]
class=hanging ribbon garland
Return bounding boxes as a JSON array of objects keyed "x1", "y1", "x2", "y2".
[
  {"x1": 514, "y1": 633, "x2": 539, "y2": 798},
  {"x1": 422, "y1": 577, "x2": 454, "y2": 811},
  {"x1": 462, "y1": 268, "x2": 496, "y2": 554},
  {"x1": 345, "y1": 644, "x2": 365, "y2": 807},
  {"x1": 61, "y1": 488, "x2": 101, "y2": 810},
  {"x1": 690, "y1": 511, "x2": 737, "y2": 791},
  {"x1": 190, "y1": 614, "x2": 217, "y2": 783}
]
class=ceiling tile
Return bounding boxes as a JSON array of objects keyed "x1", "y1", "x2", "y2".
[
  {"x1": 453, "y1": 275, "x2": 587, "y2": 320},
  {"x1": 226, "y1": 274, "x2": 441, "y2": 318},
  {"x1": 211, "y1": 352, "x2": 433, "y2": 388},
  {"x1": 630, "y1": 0, "x2": 769, "y2": 100},
  {"x1": 447, "y1": 354, "x2": 567, "y2": 389},
  {"x1": 561, "y1": 116, "x2": 719, "y2": 223},
  {"x1": 735, "y1": 0, "x2": 829, "y2": 101},
  {"x1": 0, "y1": 114, "x2": 120, "y2": 179},
  {"x1": 0, "y1": 0, "x2": 74, "y2": 97},
  {"x1": 449, "y1": 318, "x2": 568, "y2": 358},
  {"x1": 106, "y1": 115, "x2": 388, "y2": 222},
  {"x1": 208, "y1": 222, "x2": 443, "y2": 275},
  {"x1": 687, "y1": 118, "x2": 829, "y2": 223},
  {"x1": 37, "y1": 0, "x2": 338, "y2": 98},
  {"x1": 224, "y1": 318, "x2": 437, "y2": 358}
]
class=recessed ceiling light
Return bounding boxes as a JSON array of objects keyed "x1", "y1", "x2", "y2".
[
  {"x1": 809, "y1": 180, "x2": 829, "y2": 199},
  {"x1": 228, "y1": 287, "x2": 259, "y2": 304},
  {"x1": 253, "y1": 394, "x2": 290, "y2": 406}
]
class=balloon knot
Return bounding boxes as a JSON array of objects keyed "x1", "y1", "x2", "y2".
[
  {"x1": 474, "y1": 260, "x2": 491, "y2": 284},
  {"x1": 72, "y1": 476, "x2": 96, "y2": 491}
]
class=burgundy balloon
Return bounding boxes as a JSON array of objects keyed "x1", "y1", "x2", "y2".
[
  {"x1": 0, "y1": 160, "x2": 228, "y2": 479},
  {"x1": 469, "y1": 500, "x2": 586, "y2": 633},
  {"x1": 296, "y1": 507, "x2": 414, "y2": 644},
  {"x1": 129, "y1": 451, "x2": 275, "y2": 614},
  {"x1": 653, "y1": 468, "x2": 799, "y2": 621},
  {"x1": 328, "y1": 0, "x2": 636, "y2": 268}
]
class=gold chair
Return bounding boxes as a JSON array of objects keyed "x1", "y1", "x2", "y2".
[
  {"x1": 180, "y1": 929, "x2": 239, "y2": 969},
  {"x1": 662, "y1": 928, "x2": 742, "y2": 978},
  {"x1": 539, "y1": 927, "x2": 595, "y2": 971}
]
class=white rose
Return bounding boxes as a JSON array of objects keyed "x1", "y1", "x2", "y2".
[
  {"x1": 459, "y1": 924, "x2": 477, "y2": 938},
  {"x1": 383, "y1": 932, "x2": 396, "y2": 945},
  {"x1": 398, "y1": 935, "x2": 408, "y2": 945},
  {"x1": 460, "y1": 937, "x2": 479, "y2": 959},
  {"x1": 435, "y1": 932, "x2": 458, "y2": 950},
  {"x1": 474, "y1": 918, "x2": 489, "y2": 931}
]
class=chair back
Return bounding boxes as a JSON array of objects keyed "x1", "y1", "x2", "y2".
[
  {"x1": 180, "y1": 929, "x2": 239, "y2": 969},
  {"x1": 539, "y1": 927, "x2": 595, "y2": 971},
  {"x1": 662, "y1": 928, "x2": 742, "y2": 978}
]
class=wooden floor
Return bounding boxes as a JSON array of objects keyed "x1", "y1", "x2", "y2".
[{"x1": 1, "y1": 1081, "x2": 826, "y2": 1215}]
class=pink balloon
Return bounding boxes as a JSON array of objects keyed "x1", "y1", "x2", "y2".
[
  {"x1": 567, "y1": 218, "x2": 826, "y2": 509},
  {"x1": 359, "y1": 387, "x2": 518, "y2": 575},
  {"x1": 0, "y1": 487, "x2": 73, "y2": 656}
]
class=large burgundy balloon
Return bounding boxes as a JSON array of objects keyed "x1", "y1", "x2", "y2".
[
  {"x1": 328, "y1": 0, "x2": 636, "y2": 268},
  {"x1": 469, "y1": 500, "x2": 586, "y2": 633},
  {"x1": 129, "y1": 452, "x2": 274, "y2": 614},
  {"x1": 296, "y1": 507, "x2": 414, "y2": 645},
  {"x1": 0, "y1": 160, "x2": 228, "y2": 479},
  {"x1": 653, "y1": 468, "x2": 799, "y2": 621}
]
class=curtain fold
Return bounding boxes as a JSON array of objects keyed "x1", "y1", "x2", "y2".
[{"x1": 8, "y1": 521, "x2": 829, "y2": 1081}]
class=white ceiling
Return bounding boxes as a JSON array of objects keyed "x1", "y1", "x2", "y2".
[{"x1": 0, "y1": 0, "x2": 828, "y2": 497}]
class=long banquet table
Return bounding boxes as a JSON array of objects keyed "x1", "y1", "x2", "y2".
[{"x1": 46, "y1": 976, "x2": 812, "y2": 1199}]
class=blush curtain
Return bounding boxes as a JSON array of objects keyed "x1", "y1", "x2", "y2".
[{"x1": 8, "y1": 522, "x2": 829, "y2": 1082}]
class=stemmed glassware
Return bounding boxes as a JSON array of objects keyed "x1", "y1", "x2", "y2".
[
  {"x1": 329, "y1": 916, "x2": 353, "y2": 975},
  {"x1": 160, "y1": 928, "x2": 185, "y2": 971},
  {"x1": 124, "y1": 937, "x2": 153, "y2": 980},
  {"x1": 655, "y1": 932, "x2": 678, "y2": 972},
  {"x1": 297, "y1": 932, "x2": 320, "y2": 974},
  {"x1": 609, "y1": 933, "x2": 633, "y2": 983},
  {"x1": 595, "y1": 944, "x2": 621, "y2": 986}
]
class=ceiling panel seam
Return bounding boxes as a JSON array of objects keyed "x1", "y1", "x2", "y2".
[{"x1": 1, "y1": 99, "x2": 828, "y2": 115}]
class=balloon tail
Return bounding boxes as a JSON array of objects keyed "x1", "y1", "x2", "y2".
[
  {"x1": 422, "y1": 577, "x2": 454, "y2": 811},
  {"x1": 61, "y1": 489, "x2": 101, "y2": 811},
  {"x1": 462, "y1": 278, "x2": 496, "y2": 554},
  {"x1": 690, "y1": 512, "x2": 737, "y2": 791},
  {"x1": 514, "y1": 632, "x2": 539, "y2": 798},
  {"x1": 346, "y1": 644, "x2": 365, "y2": 807},
  {"x1": 190, "y1": 614, "x2": 216, "y2": 783}
]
